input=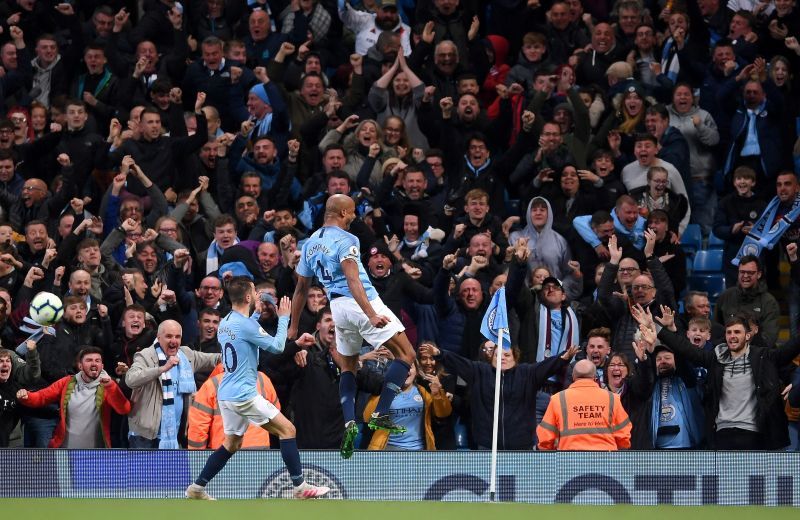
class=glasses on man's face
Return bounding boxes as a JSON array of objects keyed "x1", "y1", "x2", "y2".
[
  {"x1": 632, "y1": 284, "x2": 654, "y2": 291},
  {"x1": 618, "y1": 267, "x2": 639, "y2": 273},
  {"x1": 22, "y1": 185, "x2": 44, "y2": 192},
  {"x1": 200, "y1": 285, "x2": 222, "y2": 292},
  {"x1": 739, "y1": 270, "x2": 758, "y2": 277}
]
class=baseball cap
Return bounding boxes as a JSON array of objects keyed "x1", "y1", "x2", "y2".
[
  {"x1": 540, "y1": 276, "x2": 563, "y2": 290},
  {"x1": 381, "y1": 0, "x2": 398, "y2": 9}
]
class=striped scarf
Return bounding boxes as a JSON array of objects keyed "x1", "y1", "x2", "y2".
[{"x1": 156, "y1": 343, "x2": 195, "y2": 449}]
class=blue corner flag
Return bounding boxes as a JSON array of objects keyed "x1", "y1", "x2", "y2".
[{"x1": 480, "y1": 287, "x2": 509, "y2": 349}]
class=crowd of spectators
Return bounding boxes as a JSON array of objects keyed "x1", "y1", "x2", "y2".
[{"x1": 1, "y1": 0, "x2": 800, "y2": 452}]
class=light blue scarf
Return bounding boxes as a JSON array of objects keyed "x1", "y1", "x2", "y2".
[
  {"x1": 156, "y1": 343, "x2": 196, "y2": 449},
  {"x1": 733, "y1": 193, "x2": 800, "y2": 265}
]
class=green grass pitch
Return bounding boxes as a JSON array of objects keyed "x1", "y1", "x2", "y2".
[{"x1": 2, "y1": 500, "x2": 799, "y2": 520}]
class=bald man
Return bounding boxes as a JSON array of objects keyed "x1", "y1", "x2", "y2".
[
  {"x1": 537, "y1": 359, "x2": 632, "y2": 450},
  {"x1": 125, "y1": 320, "x2": 220, "y2": 449},
  {"x1": 3, "y1": 156, "x2": 75, "y2": 230},
  {"x1": 290, "y1": 194, "x2": 417, "y2": 459}
]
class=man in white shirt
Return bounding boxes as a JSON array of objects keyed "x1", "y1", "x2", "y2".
[{"x1": 339, "y1": 0, "x2": 411, "y2": 56}]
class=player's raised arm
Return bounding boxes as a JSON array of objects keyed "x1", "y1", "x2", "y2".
[
  {"x1": 289, "y1": 275, "x2": 311, "y2": 340},
  {"x1": 341, "y1": 259, "x2": 390, "y2": 328}
]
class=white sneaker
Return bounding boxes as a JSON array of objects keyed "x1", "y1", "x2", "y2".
[
  {"x1": 293, "y1": 482, "x2": 330, "y2": 499},
  {"x1": 185, "y1": 483, "x2": 216, "y2": 500}
]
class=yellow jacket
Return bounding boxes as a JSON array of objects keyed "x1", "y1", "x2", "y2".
[{"x1": 363, "y1": 384, "x2": 452, "y2": 450}]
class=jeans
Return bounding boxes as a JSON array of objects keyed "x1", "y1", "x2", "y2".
[
  {"x1": 128, "y1": 434, "x2": 160, "y2": 449},
  {"x1": 533, "y1": 390, "x2": 554, "y2": 446},
  {"x1": 689, "y1": 179, "x2": 716, "y2": 237},
  {"x1": 21, "y1": 415, "x2": 58, "y2": 448}
]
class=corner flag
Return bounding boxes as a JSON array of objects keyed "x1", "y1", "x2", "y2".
[{"x1": 480, "y1": 287, "x2": 509, "y2": 349}]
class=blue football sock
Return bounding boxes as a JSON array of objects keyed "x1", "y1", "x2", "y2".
[
  {"x1": 374, "y1": 359, "x2": 411, "y2": 416},
  {"x1": 280, "y1": 438, "x2": 304, "y2": 487},
  {"x1": 195, "y1": 445, "x2": 234, "y2": 486},
  {"x1": 339, "y1": 371, "x2": 357, "y2": 424}
]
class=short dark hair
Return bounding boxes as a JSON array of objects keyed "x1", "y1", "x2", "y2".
[
  {"x1": 227, "y1": 276, "x2": 254, "y2": 305},
  {"x1": 77, "y1": 346, "x2": 104, "y2": 361},
  {"x1": 123, "y1": 304, "x2": 147, "y2": 318},
  {"x1": 315, "y1": 305, "x2": 332, "y2": 323},
  {"x1": 199, "y1": 307, "x2": 222, "y2": 320},
  {"x1": 738, "y1": 255, "x2": 761, "y2": 270},
  {"x1": 77, "y1": 238, "x2": 99, "y2": 251},
  {"x1": 724, "y1": 315, "x2": 750, "y2": 331},
  {"x1": 634, "y1": 133, "x2": 658, "y2": 145},
  {"x1": 590, "y1": 210, "x2": 613, "y2": 227},
  {"x1": 646, "y1": 104, "x2": 669, "y2": 119},
  {"x1": 587, "y1": 327, "x2": 611, "y2": 344},
  {"x1": 213, "y1": 214, "x2": 236, "y2": 230}
]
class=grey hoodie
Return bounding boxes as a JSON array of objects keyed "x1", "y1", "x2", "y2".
[{"x1": 667, "y1": 103, "x2": 720, "y2": 181}]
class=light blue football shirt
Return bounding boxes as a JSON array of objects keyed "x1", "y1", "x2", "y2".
[
  {"x1": 296, "y1": 226, "x2": 377, "y2": 300},
  {"x1": 217, "y1": 310, "x2": 288, "y2": 402}
]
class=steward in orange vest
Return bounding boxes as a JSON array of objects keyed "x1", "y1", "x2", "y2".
[{"x1": 537, "y1": 359, "x2": 632, "y2": 450}]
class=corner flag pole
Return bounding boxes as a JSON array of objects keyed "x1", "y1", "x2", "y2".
[{"x1": 488, "y1": 328, "x2": 504, "y2": 503}]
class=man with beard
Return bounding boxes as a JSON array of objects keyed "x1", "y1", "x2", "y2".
[
  {"x1": 229, "y1": 135, "x2": 301, "y2": 210},
  {"x1": 570, "y1": 328, "x2": 612, "y2": 387},
  {"x1": 572, "y1": 23, "x2": 628, "y2": 86},
  {"x1": 16, "y1": 346, "x2": 129, "y2": 448},
  {"x1": 654, "y1": 311, "x2": 800, "y2": 450},
  {"x1": 339, "y1": 0, "x2": 411, "y2": 56},
  {"x1": 187, "y1": 279, "x2": 329, "y2": 499}
]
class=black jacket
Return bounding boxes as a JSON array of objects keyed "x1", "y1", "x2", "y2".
[
  {"x1": 438, "y1": 350, "x2": 568, "y2": 450},
  {"x1": 658, "y1": 329, "x2": 800, "y2": 450}
]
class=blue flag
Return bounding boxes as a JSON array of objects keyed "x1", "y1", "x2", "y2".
[{"x1": 480, "y1": 287, "x2": 509, "y2": 349}]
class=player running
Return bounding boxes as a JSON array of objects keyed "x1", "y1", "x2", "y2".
[
  {"x1": 289, "y1": 194, "x2": 417, "y2": 460},
  {"x1": 186, "y1": 276, "x2": 329, "y2": 500}
]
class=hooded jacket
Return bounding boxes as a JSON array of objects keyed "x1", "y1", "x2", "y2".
[{"x1": 509, "y1": 197, "x2": 574, "y2": 282}]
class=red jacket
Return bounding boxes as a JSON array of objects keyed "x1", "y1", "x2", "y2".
[{"x1": 23, "y1": 375, "x2": 131, "y2": 448}]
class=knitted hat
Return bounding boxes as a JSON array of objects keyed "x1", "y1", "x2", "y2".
[{"x1": 250, "y1": 84, "x2": 271, "y2": 105}]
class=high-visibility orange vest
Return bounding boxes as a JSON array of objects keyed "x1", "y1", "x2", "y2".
[
  {"x1": 537, "y1": 379, "x2": 632, "y2": 451},
  {"x1": 187, "y1": 368, "x2": 279, "y2": 449}
]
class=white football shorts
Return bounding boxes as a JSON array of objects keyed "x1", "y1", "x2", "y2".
[
  {"x1": 219, "y1": 395, "x2": 280, "y2": 436},
  {"x1": 330, "y1": 296, "x2": 405, "y2": 356}
]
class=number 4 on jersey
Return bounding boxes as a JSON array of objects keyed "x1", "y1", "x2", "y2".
[{"x1": 316, "y1": 260, "x2": 332, "y2": 282}]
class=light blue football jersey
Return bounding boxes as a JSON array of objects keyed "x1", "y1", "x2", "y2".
[
  {"x1": 296, "y1": 226, "x2": 378, "y2": 300},
  {"x1": 217, "y1": 310, "x2": 288, "y2": 402}
]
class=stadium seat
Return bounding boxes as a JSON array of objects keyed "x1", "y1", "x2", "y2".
[
  {"x1": 693, "y1": 249, "x2": 723, "y2": 273},
  {"x1": 688, "y1": 274, "x2": 726, "y2": 301},
  {"x1": 708, "y1": 232, "x2": 725, "y2": 249},
  {"x1": 681, "y1": 224, "x2": 702, "y2": 255}
]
